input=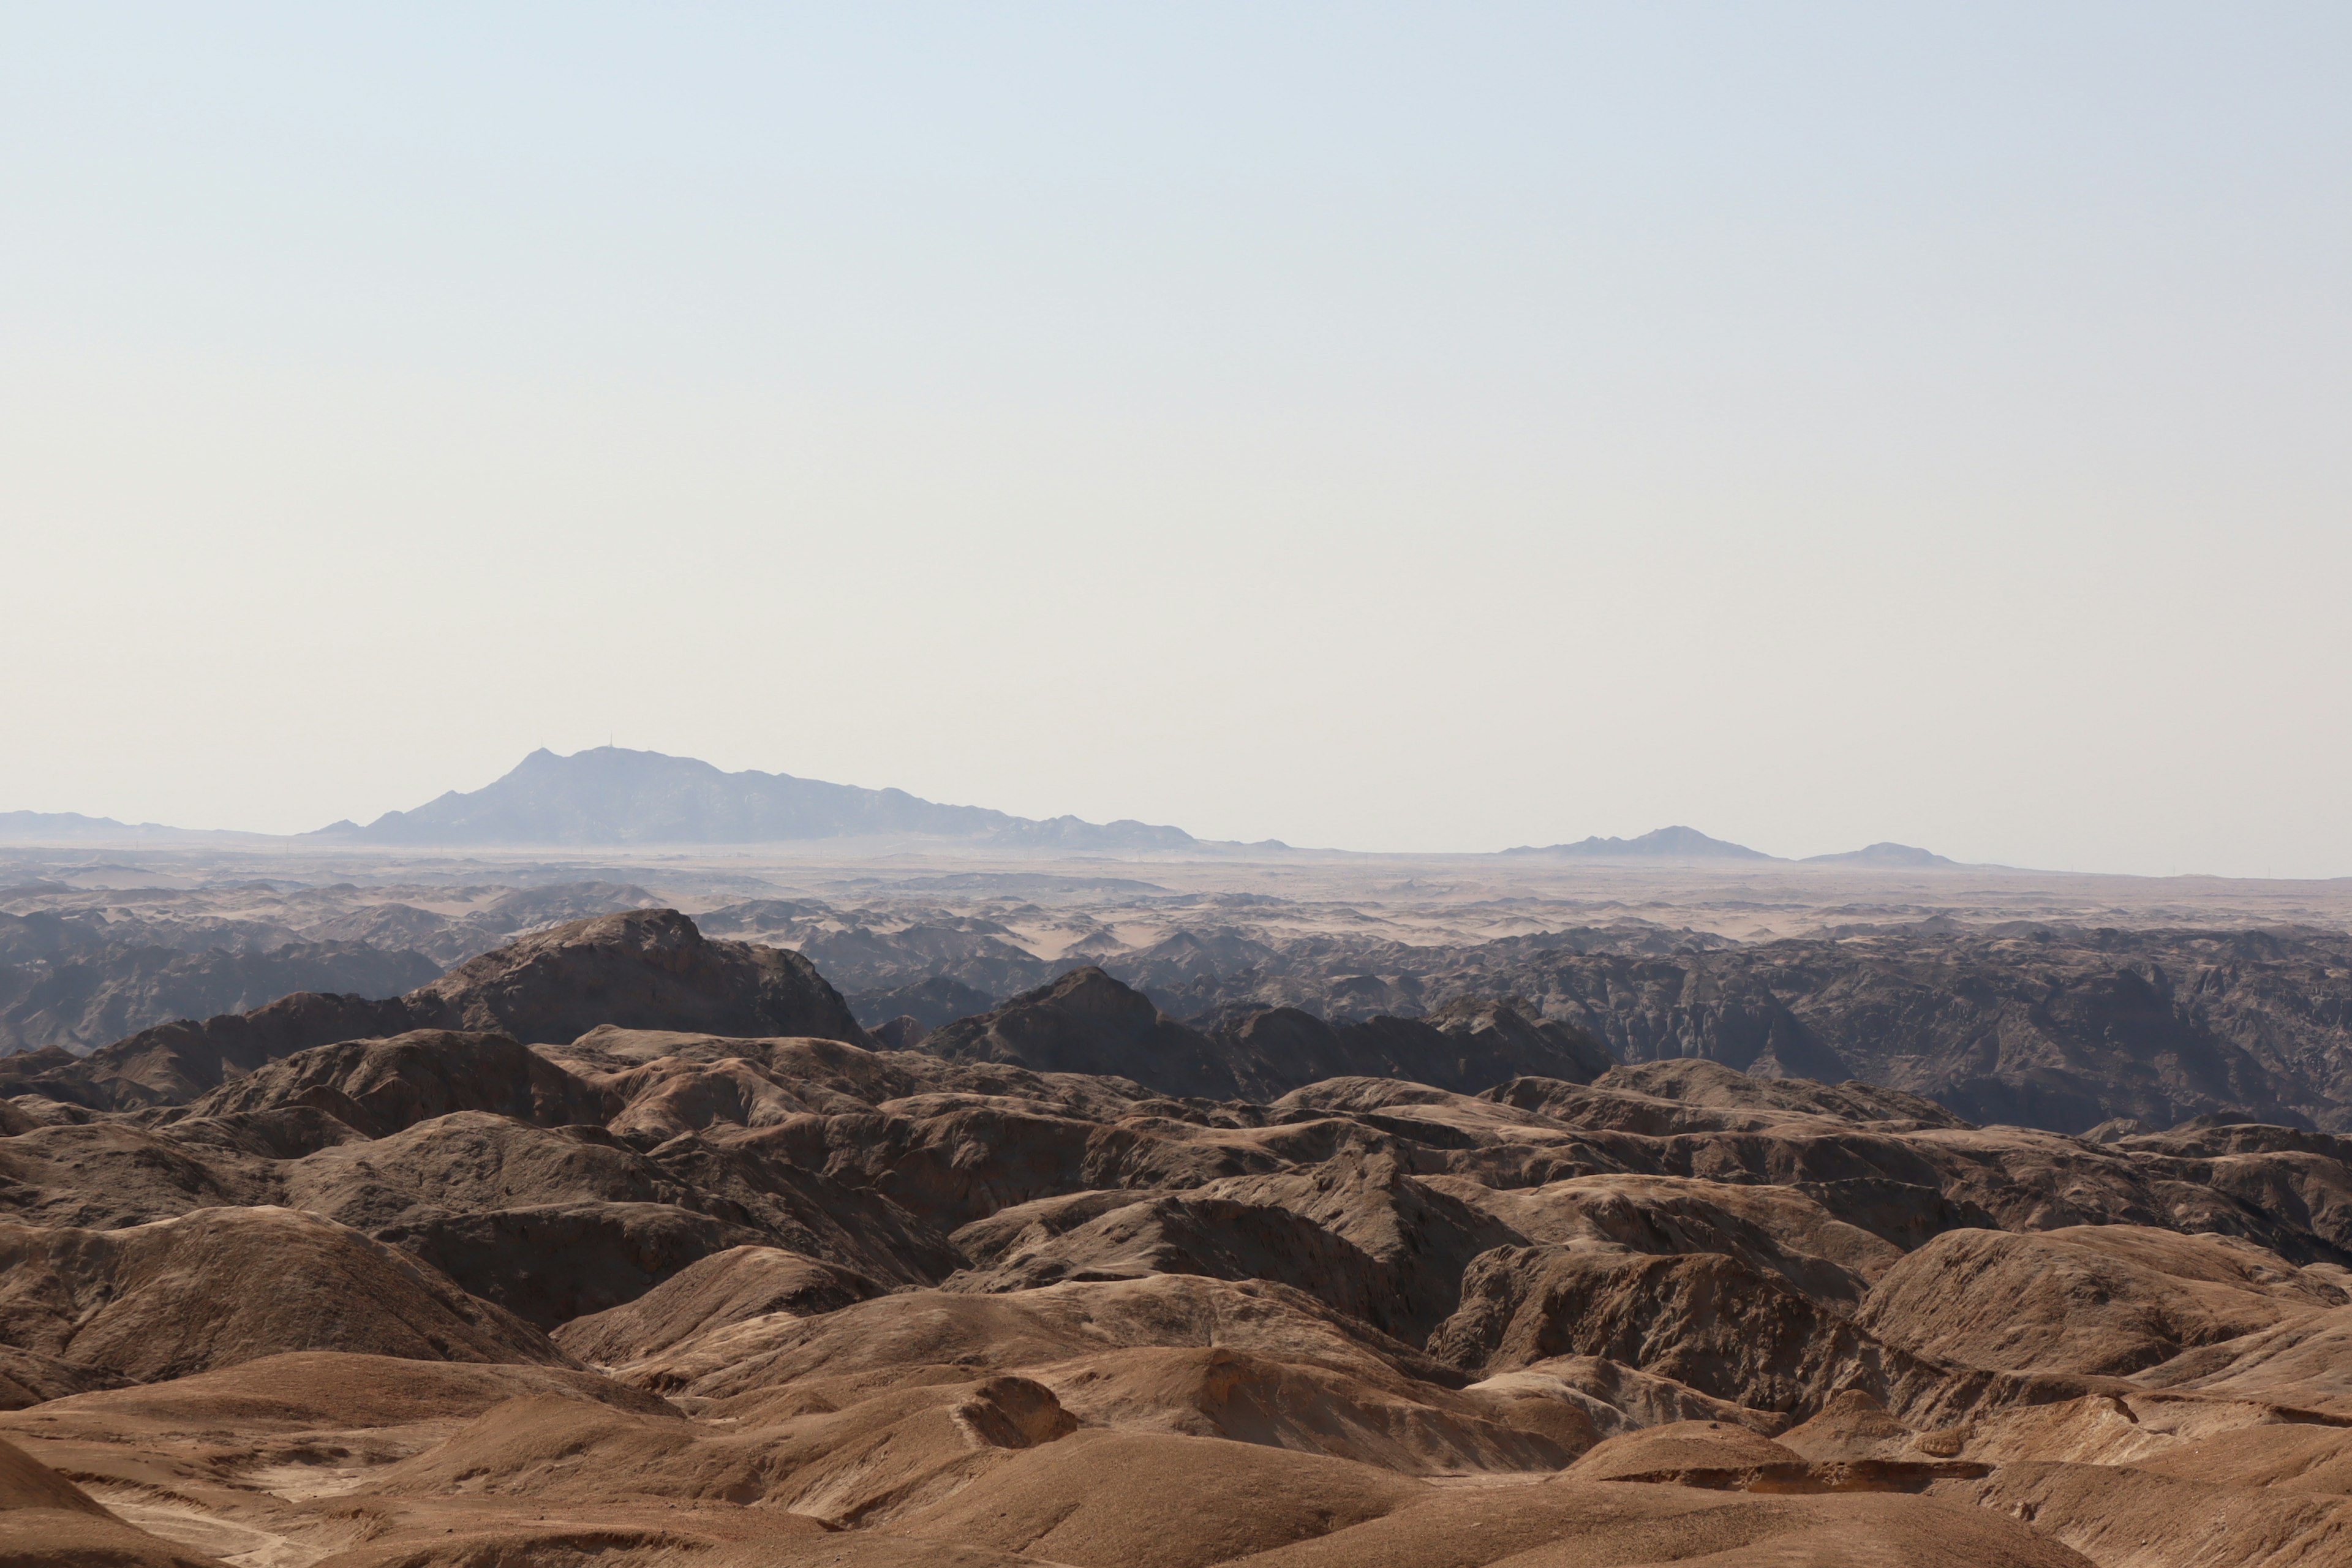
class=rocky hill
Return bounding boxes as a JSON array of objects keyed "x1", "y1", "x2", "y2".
[{"x1": 0, "y1": 911, "x2": 870, "y2": 1107}]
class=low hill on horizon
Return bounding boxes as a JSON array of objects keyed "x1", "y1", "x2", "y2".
[
  {"x1": 1802, "y1": 841, "x2": 1960, "y2": 869},
  {"x1": 1502, "y1": 827, "x2": 1973, "y2": 869},
  {"x1": 1501, "y1": 825, "x2": 1777, "y2": 863}
]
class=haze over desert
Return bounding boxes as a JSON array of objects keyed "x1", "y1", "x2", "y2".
[{"x1": 7, "y1": 6, "x2": 2352, "y2": 1567}]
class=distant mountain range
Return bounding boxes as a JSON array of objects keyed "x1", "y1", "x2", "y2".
[
  {"x1": 1502, "y1": 826, "x2": 1773, "y2": 862},
  {"x1": 0, "y1": 812, "x2": 249, "y2": 845},
  {"x1": 2, "y1": 750, "x2": 1968, "y2": 865},
  {"x1": 307, "y1": 747, "x2": 1205, "y2": 852},
  {"x1": 1504, "y1": 826, "x2": 1959, "y2": 868}
]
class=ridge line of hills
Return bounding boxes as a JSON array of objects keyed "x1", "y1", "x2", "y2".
[
  {"x1": 4, "y1": 746, "x2": 1979, "y2": 865},
  {"x1": 16, "y1": 893, "x2": 2352, "y2": 1136},
  {"x1": 0, "y1": 909, "x2": 1616, "y2": 1112}
]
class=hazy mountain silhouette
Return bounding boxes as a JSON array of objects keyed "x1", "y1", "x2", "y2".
[
  {"x1": 1500, "y1": 826, "x2": 1776, "y2": 862},
  {"x1": 1802, "y1": 842, "x2": 1959, "y2": 869},
  {"x1": 0, "y1": 812, "x2": 242, "y2": 845},
  {"x1": 309, "y1": 747, "x2": 1199, "y2": 851}
]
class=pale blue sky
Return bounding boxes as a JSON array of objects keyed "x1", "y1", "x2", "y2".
[{"x1": 4, "y1": 4, "x2": 2348, "y2": 873}]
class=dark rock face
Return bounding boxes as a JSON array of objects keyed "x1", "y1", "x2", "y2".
[
  {"x1": 848, "y1": 974, "x2": 1001, "y2": 1031},
  {"x1": 9, "y1": 989, "x2": 422, "y2": 1107},
  {"x1": 1332, "y1": 927, "x2": 2352, "y2": 1134},
  {"x1": 1003, "y1": 921, "x2": 2352, "y2": 1137},
  {"x1": 924, "y1": 968, "x2": 1616, "y2": 1104},
  {"x1": 409, "y1": 908, "x2": 870, "y2": 1047},
  {"x1": 1206, "y1": 1000, "x2": 1613, "y2": 1097},
  {"x1": 1423, "y1": 997, "x2": 1618, "y2": 1085},
  {"x1": 376, "y1": 1200, "x2": 777, "y2": 1329}
]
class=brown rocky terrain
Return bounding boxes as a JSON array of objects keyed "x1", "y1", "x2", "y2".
[
  {"x1": 13, "y1": 854, "x2": 2352, "y2": 1140},
  {"x1": 1, "y1": 909, "x2": 870, "y2": 1108},
  {"x1": 0, "y1": 906, "x2": 2348, "y2": 1563}
]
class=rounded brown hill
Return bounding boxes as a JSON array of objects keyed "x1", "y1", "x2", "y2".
[{"x1": 0, "y1": 1206, "x2": 564, "y2": 1381}]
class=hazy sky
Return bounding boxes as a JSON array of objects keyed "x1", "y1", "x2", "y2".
[{"x1": 4, "y1": 4, "x2": 2348, "y2": 875}]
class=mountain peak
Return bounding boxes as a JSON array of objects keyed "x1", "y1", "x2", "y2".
[{"x1": 311, "y1": 747, "x2": 1197, "y2": 852}]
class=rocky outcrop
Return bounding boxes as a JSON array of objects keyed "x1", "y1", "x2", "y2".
[
  {"x1": 921, "y1": 967, "x2": 1250, "y2": 1099},
  {"x1": 1204, "y1": 998, "x2": 1615, "y2": 1098},
  {"x1": 405, "y1": 908, "x2": 869, "y2": 1048},
  {"x1": 927, "y1": 968, "x2": 1618, "y2": 1104},
  {"x1": 14, "y1": 910, "x2": 869, "y2": 1106}
]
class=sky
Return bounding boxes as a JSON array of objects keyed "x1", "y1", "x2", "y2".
[{"x1": 3, "y1": 4, "x2": 2348, "y2": 875}]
